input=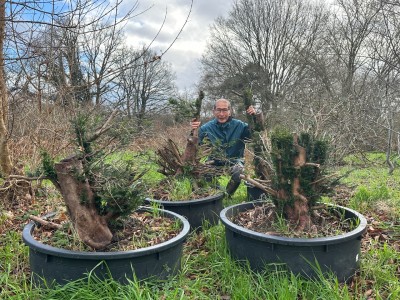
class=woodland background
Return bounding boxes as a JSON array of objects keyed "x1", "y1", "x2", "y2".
[{"x1": 1, "y1": 0, "x2": 400, "y2": 179}]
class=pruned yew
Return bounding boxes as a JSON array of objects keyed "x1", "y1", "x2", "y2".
[
  {"x1": 245, "y1": 127, "x2": 330, "y2": 233},
  {"x1": 40, "y1": 112, "x2": 144, "y2": 249},
  {"x1": 156, "y1": 91, "x2": 223, "y2": 191},
  {"x1": 158, "y1": 91, "x2": 206, "y2": 178}
]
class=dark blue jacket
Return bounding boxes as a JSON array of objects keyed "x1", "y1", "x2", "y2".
[{"x1": 199, "y1": 117, "x2": 251, "y2": 166}]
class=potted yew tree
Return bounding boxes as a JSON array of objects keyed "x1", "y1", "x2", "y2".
[
  {"x1": 220, "y1": 92, "x2": 367, "y2": 282},
  {"x1": 144, "y1": 91, "x2": 225, "y2": 230},
  {"x1": 22, "y1": 112, "x2": 190, "y2": 285}
]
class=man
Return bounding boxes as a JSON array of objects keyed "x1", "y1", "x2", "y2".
[{"x1": 191, "y1": 98, "x2": 256, "y2": 195}]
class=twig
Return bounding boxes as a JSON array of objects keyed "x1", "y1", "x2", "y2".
[
  {"x1": 311, "y1": 204, "x2": 327, "y2": 210},
  {"x1": 311, "y1": 172, "x2": 339, "y2": 185},
  {"x1": 87, "y1": 110, "x2": 119, "y2": 143},
  {"x1": 253, "y1": 178, "x2": 271, "y2": 184},
  {"x1": 8, "y1": 175, "x2": 47, "y2": 181},
  {"x1": 240, "y1": 174, "x2": 277, "y2": 197},
  {"x1": 29, "y1": 215, "x2": 62, "y2": 229}
]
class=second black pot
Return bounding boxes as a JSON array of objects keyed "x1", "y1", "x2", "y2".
[{"x1": 144, "y1": 192, "x2": 225, "y2": 230}]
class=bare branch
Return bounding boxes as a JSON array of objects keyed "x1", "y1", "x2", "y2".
[{"x1": 29, "y1": 215, "x2": 62, "y2": 230}]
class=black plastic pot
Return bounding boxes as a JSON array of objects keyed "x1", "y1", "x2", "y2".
[
  {"x1": 23, "y1": 207, "x2": 190, "y2": 286},
  {"x1": 144, "y1": 192, "x2": 225, "y2": 230},
  {"x1": 220, "y1": 201, "x2": 367, "y2": 282}
]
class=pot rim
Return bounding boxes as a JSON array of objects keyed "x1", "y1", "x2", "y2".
[
  {"x1": 220, "y1": 200, "x2": 367, "y2": 246},
  {"x1": 22, "y1": 206, "x2": 190, "y2": 259}
]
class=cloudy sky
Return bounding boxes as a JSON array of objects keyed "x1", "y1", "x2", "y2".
[{"x1": 124, "y1": 0, "x2": 235, "y2": 92}]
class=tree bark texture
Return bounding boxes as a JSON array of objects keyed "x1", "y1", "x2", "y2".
[
  {"x1": 0, "y1": 0, "x2": 13, "y2": 176},
  {"x1": 177, "y1": 91, "x2": 204, "y2": 173},
  {"x1": 54, "y1": 156, "x2": 113, "y2": 249},
  {"x1": 278, "y1": 134, "x2": 312, "y2": 231}
]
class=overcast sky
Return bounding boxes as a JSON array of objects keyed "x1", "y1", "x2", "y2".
[{"x1": 125, "y1": 0, "x2": 235, "y2": 93}]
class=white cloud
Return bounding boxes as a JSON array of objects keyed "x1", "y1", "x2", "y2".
[{"x1": 125, "y1": 0, "x2": 234, "y2": 92}]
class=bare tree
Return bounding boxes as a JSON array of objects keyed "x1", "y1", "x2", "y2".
[
  {"x1": 365, "y1": 1, "x2": 400, "y2": 170},
  {"x1": 0, "y1": 1, "x2": 12, "y2": 175},
  {"x1": 326, "y1": 0, "x2": 382, "y2": 97},
  {"x1": 1, "y1": 0, "x2": 194, "y2": 248},
  {"x1": 0, "y1": 0, "x2": 141, "y2": 176},
  {"x1": 114, "y1": 47, "x2": 177, "y2": 125},
  {"x1": 200, "y1": 0, "x2": 327, "y2": 112}
]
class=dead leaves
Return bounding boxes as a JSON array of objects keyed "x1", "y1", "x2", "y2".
[
  {"x1": 232, "y1": 204, "x2": 357, "y2": 238},
  {"x1": 30, "y1": 210, "x2": 182, "y2": 252},
  {"x1": 362, "y1": 216, "x2": 400, "y2": 252}
]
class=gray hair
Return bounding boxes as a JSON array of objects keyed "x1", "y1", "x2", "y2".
[{"x1": 213, "y1": 98, "x2": 231, "y2": 109}]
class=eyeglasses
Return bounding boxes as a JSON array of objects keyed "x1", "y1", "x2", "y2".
[{"x1": 214, "y1": 108, "x2": 229, "y2": 113}]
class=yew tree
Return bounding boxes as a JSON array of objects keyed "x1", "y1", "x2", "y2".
[
  {"x1": 40, "y1": 112, "x2": 145, "y2": 249},
  {"x1": 244, "y1": 128, "x2": 329, "y2": 232}
]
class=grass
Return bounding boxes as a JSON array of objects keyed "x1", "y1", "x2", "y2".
[{"x1": 1, "y1": 154, "x2": 400, "y2": 299}]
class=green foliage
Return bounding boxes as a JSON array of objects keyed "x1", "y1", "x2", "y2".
[
  {"x1": 340, "y1": 162, "x2": 400, "y2": 217},
  {"x1": 149, "y1": 175, "x2": 220, "y2": 201},
  {"x1": 90, "y1": 156, "x2": 145, "y2": 217},
  {"x1": 298, "y1": 132, "x2": 329, "y2": 165},
  {"x1": 312, "y1": 140, "x2": 329, "y2": 165},
  {"x1": 71, "y1": 113, "x2": 93, "y2": 155},
  {"x1": 270, "y1": 128, "x2": 330, "y2": 208},
  {"x1": 170, "y1": 90, "x2": 204, "y2": 121},
  {"x1": 343, "y1": 152, "x2": 388, "y2": 165},
  {"x1": 33, "y1": 112, "x2": 147, "y2": 221},
  {"x1": 270, "y1": 127, "x2": 297, "y2": 189},
  {"x1": 39, "y1": 150, "x2": 57, "y2": 180},
  {"x1": 349, "y1": 184, "x2": 390, "y2": 212},
  {"x1": 299, "y1": 165, "x2": 319, "y2": 201},
  {"x1": 194, "y1": 90, "x2": 204, "y2": 119},
  {"x1": 168, "y1": 177, "x2": 193, "y2": 200},
  {"x1": 70, "y1": 112, "x2": 147, "y2": 218},
  {"x1": 168, "y1": 98, "x2": 198, "y2": 123},
  {"x1": 354, "y1": 184, "x2": 389, "y2": 202}
]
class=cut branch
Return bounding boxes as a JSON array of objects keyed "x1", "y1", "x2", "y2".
[
  {"x1": 29, "y1": 215, "x2": 62, "y2": 230},
  {"x1": 240, "y1": 174, "x2": 277, "y2": 197}
]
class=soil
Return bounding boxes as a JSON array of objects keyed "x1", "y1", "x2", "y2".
[
  {"x1": 31, "y1": 210, "x2": 182, "y2": 252},
  {"x1": 231, "y1": 202, "x2": 357, "y2": 238}
]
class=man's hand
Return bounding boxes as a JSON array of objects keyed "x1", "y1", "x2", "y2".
[
  {"x1": 246, "y1": 105, "x2": 256, "y2": 115},
  {"x1": 191, "y1": 119, "x2": 201, "y2": 130}
]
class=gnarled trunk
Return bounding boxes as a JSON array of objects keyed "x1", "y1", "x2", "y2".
[
  {"x1": 247, "y1": 128, "x2": 328, "y2": 233},
  {"x1": 54, "y1": 156, "x2": 112, "y2": 249}
]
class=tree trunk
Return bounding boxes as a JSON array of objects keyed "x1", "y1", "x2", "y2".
[
  {"x1": 284, "y1": 135, "x2": 311, "y2": 231},
  {"x1": 54, "y1": 156, "x2": 113, "y2": 249},
  {"x1": 0, "y1": 1, "x2": 12, "y2": 176},
  {"x1": 176, "y1": 91, "x2": 204, "y2": 175}
]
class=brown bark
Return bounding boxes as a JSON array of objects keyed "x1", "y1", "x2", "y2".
[
  {"x1": 178, "y1": 134, "x2": 198, "y2": 172},
  {"x1": 0, "y1": 0, "x2": 13, "y2": 176},
  {"x1": 285, "y1": 177, "x2": 312, "y2": 231},
  {"x1": 284, "y1": 134, "x2": 311, "y2": 231},
  {"x1": 29, "y1": 215, "x2": 62, "y2": 230},
  {"x1": 54, "y1": 156, "x2": 113, "y2": 249},
  {"x1": 177, "y1": 91, "x2": 204, "y2": 173},
  {"x1": 156, "y1": 138, "x2": 184, "y2": 176}
]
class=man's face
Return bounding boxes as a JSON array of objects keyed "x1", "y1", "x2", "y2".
[{"x1": 213, "y1": 102, "x2": 231, "y2": 123}]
